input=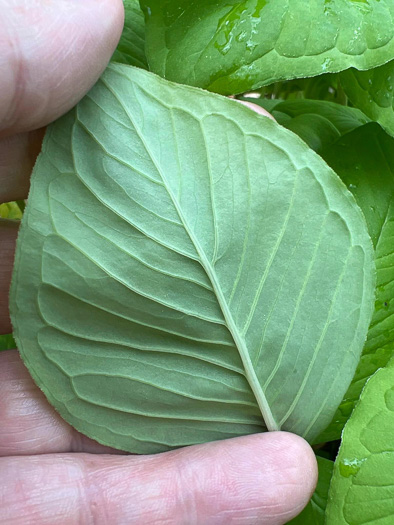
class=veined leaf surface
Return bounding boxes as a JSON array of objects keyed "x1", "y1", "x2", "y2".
[
  {"x1": 341, "y1": 60, "x2": 394, "y2": 137},
  {"x1": 142, "y1": 0, "x2": 394, "y2": 94},
  {"x1": 248, "y1": 102, "x2": 394, "y2": 441},
  {"x1": 111, "y1": 0, "x2": 147, "y2": 69},
  {"x1": 10, "y1": 65, "x2": 374, "y2": 453},
  {"x1": 326, "y1": 359, "x2": 394, "y2": 525}
]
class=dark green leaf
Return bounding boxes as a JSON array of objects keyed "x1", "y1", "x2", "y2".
[
  {"x1": 11, "y1": 65, "x2": 375, "y2": 453},
  {"x1": 341, "y1": 60, "x2": 394, "y2": 137},
  {"x1": 111, "y1": 0, "x2": 147, "y2": 69},
  {"x1": 288, "y1": 456, "x2": 334, "y2": 524},
  {"x1": 142, "y1": 0, "x2": 394, "y2": 94},
  {"x1": 240, "y1": 98, "x2": 369, "y2": 153},
  {"x1": 0, "y1": 334, "x2": 16, "y2": 352}
]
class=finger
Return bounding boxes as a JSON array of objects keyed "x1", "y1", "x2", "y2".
[
  {"x1": 0, "y1": 433, "x2": 317, "y2": 525},
  {"x1": 0, "y1": 349, "x2": 125, "y2": 456},
  {"x1": 0, "y1": 128, "x2": 44, "y2": 202},
  {"x1": 234, "y1": 99, "x2": 276, "y2": 121},
  {"x1": 0, "y1": 219, "x2": 18, "y2": 335},
  {"x1": 0, "y1": 0, "x2": 124, "y2": 138}
]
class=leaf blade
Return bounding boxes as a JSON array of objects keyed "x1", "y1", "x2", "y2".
[
  {"x1": 326, "y1": 359, "x2": 394, "y2": 525},
  {"x1": 248, "y1": 102, "x2": 394, "y2": 441},
  {"x1": 10, "y1": 65, "x2": 375, "y2": 452},
  {"x1": 341, "y1": 60, "x2": 394, "y2": 138},
  {"x1": 142, "y1": 0, "x2": 394, "y2": 94}
]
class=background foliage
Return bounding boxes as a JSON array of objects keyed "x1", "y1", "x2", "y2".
[{"x1": 3, "y1": 1, "x2": 394, "y2": 522}]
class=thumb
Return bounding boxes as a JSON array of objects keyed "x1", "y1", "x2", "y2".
[
  {"x1": 0, "y1": 0, "x2": 124, "y2": 137},
  {"x1": 1, "y1": 432, "x2": 318, "y2": 525}
]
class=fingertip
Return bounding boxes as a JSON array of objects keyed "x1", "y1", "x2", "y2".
[
  {"x1": 1, "y1": 0, "x2": 125, "y2": 135},
  {"x1": 262, "y1": 431, "x2": 319, "y2": 514},
  {"x1": 217, "y1": 432, "x2": 318, "y2": 523},
  {"x1": 160, "y1": 432, "x2": 318, "y2": 524}
]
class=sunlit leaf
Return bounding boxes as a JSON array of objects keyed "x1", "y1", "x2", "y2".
[
  {"x1": 142, "y1": 0, "x2": 394, "y2": 94},
  {"x1": 326, "y1": 358, "x2": 394, "y2": 524}
]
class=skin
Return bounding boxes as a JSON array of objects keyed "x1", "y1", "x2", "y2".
[{"x1": 0, "y1": 1, "x2": 318, "y2": 523}]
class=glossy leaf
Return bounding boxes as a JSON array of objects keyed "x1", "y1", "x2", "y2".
[
  {"x1": 142, "y1": 0, "x2": 394, "y2": 94},
  {"x1": 240, "y1": 98, "x2": 369, "y2": 153},
  {"x1": 326, "y1": 358, "x2": 394, "y2": 524},
  {"x1": 341, "y1": 60, "x2": 394, "y2": 137},
  {"x1": 10, "y1": 65, "x2": 375, "y2": 453},
  {"x1": 318, "y1": 123, "x2": 394, "y2": 441},
  {"x1": 288, "y1": 456, "x2": 334, "y2": 524},
  {"x1": 111, "y1": 0, "x2": 147, "y2": 69}
]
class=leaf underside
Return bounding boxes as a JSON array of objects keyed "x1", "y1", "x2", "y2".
[
  {"x1": 10, "y1": 65, "x2": 374, "y2": 453},
  {"x1": 142, "y1": 0, "x2": 394, "y2": 94},
  {"x1": 250, "y1": 100, "x2": 394, "y2": 441}
]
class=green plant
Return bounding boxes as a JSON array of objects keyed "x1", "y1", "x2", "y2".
[{"x1": 7, "y1": 1, "x2": 394, "y2": 522}]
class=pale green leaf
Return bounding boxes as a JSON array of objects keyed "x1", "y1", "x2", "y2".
[
  {"x1": 287, "y1": 456, "x2": 334, "y2": 524},
  {"x1": 326, "y1": 358, "x2": 394, "y2": 524},
  {"x1": 10, "y1": 65, "x2": 375, "y2": 453},
  {"x1": 111, "y1": 0, "x2": 147, "y2": 69},
  {"x1": 142, "y1": 0, "x2": 394, "y2": 94},
  {"x1": 252, "y1": 103, "x2": 394, "y2": 441},
  {"x1": 341, "y1": 60, "x2": 394, "y2": 137},
  {"x1": 221, "y1": 100, "x2": 394, "y2": 442}
]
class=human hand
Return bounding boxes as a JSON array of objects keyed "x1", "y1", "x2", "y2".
[{"x1": 0, "y1": 2, "x2": 317, "y2": 523}]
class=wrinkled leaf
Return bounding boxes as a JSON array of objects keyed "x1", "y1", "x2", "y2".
[
  {"x1": 240, "y1": 98, "x2": 369, "y2": 153},
  {"x1": 326, "y1": 358, "x2": 394, "y2": 525},
  {"x1": 341, "y1": 60, "x2": 394, "y2": 137},
  {"x1": 288, "y1": 456, "x2": 334, "y2": 524},
  {"x1": 111, "y1": 0, "x2": 147, "y2": 69},
  {"x1": 11, "y1": 65, "x2": 374, "y2": 454},
  {"x1": 318, "y1": 123, "x2": 394, "y2": 441},
  {"x1": 142, "y1": 0, "x2": 394, "y2": 94}
]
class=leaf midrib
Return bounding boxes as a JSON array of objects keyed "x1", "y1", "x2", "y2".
[
  {"x1": 103, "y1": 74, "x2": 279, "y2": 431},
  {"x1": 167, "y1": 187, "x2": 279, "y2": 431}
]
